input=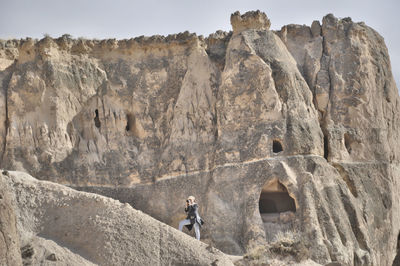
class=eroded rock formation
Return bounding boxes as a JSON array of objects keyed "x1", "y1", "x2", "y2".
[
  {"x1": 1, "y1": 171, "x2": 233, "y2": 265},
  {"x1": 1, "y1": 10, "x2": 399, "y2": 265},
  {"x1": 0, "y1": 171, "x2": 22, "y2": 266}
]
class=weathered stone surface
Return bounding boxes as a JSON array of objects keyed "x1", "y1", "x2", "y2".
[
  {"x1": 0, "y1": 32, "x2": 223, "y2": 186},
  {"x1": 80, "y1": 156, "x2": 399, "y2": 265},
  {"x1": 276, "y1": 23, "x2": 323, "y2": 100},
  {"x1": 216, "y1": 24, "x2": 323, "y2": 165},
  {"x1": 0, "y1": 171, "x2": 22, "y2": 266},
  {"x1": 205, "y1": 30, "x2": 232, "y2": 71},
  {"x1": 3, "y1": 171, "x2": 233, "y2": 265},
  {"x1": 0, "y1": 10, "x2": 399, "y2": 265},
  {"x1": 19, "y1": 238, "x2": 96, "y2": 266},
  {"x1": 231, "y1": 10, "x2": 271, "y2": 34},
  {"x1": 278, "y1": 14, "x2": 400, "y2": 163}
]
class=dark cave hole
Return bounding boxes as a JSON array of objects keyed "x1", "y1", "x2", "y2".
[
  {"x1": 259, "y1": 181, "x2": 296, "y2": 214},
  {"x1": 323, "y1": 133, "x2": 329, "y2": 160},
  {"x1": 125, "y1": 113, "x2": 136, "y2": 132},
  {"x1": 94, "y1": 109, "x2": 101, "y2": 128},
  {"x1": 273, "y1": 140, "x2": 283, "y2": 153},
  {"x1": 259, "y1": 192, "x2": 296, "y2": 213}
]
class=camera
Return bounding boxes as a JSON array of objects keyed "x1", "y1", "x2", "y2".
[{"x1": 186, "y1": 200, "x2": 190, "y2": 203}]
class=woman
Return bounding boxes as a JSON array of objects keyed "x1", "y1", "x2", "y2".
[{"x1": 178, "y1": 196, "x2": 203, "y2": 240}]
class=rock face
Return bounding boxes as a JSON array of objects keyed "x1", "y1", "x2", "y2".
[
  {"x1": 231, "y1": 10, "x2": 271, "y2": 33},
  {"x1": 0, "y1": 10, "x2": 399, "y2": 265},
  {"x1": 0, "y1": 171, "x2": 22, "y2": 266},
  {"x1": 1, "y1": 171, "x2": 233, "y2": 265}
]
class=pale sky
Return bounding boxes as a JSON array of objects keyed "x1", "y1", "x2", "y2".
[{"x1": 0, "y1": 0, "x2": 399, "y2": 87}]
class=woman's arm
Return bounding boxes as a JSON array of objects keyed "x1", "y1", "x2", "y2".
[{"x1": 185, "y1": 202, "x2": 190, "y2": 213}]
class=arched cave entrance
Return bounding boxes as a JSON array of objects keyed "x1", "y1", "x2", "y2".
[
  {"x1": 272, "y1": 140, "x2": 283, "y2": 153},
  {"x1": 259, "y1": 179, "x2": 296, "y2": 242}
]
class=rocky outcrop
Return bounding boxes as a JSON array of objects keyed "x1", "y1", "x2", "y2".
[
  {"x1": 2, "y1": 170, "x2": 233, "y2": 265},
  {"x1": 0, "y1": 171, "x2": 22, "y2": 266},
  {"x1": 231, "y1": 10, "x2": 271, "y2": 34},
  {"x1": 277, "y1": 14, "x2": 400, "y2": 163},
  {"x1": 276, "y1": 16, "x2": 400, "y2": 265},
  {"x1": 0, "y1": 32, "x2": 222, "y2": 186},
  {"x1": 0, "y1": 10, "x2": 399, "y2": 265}
]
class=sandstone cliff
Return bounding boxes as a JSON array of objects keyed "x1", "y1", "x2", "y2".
[{"x1": 1, "y1": 10, "x2": 399, "y2": 265}]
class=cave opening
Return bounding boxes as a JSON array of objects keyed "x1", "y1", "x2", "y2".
[
  {"x1": 259, "y1": 179, "x2": 296, "y2": 242},
  {"x1": 323, "y1": 133, "x2": 329, "y2": 160},
  {"x1": 94, "y1": 109, "x2": 101, "y2": 128},
  {"x1": 259, "y1": 180, "x2": 296, "y2": 214},
  {"x1": 125, "y1": 113, "x2": 135, "y2": 132},
  {"x1": 124, "y1": 112, "x2": 145, "y2": 138},
  {"x1": 273, "y1": 140, "x2": 283, "y2": 153}
]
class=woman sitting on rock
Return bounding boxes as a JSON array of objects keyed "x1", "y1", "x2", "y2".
[{"x1": 178, "y1": 196, "x2": 204, "y2": 240}]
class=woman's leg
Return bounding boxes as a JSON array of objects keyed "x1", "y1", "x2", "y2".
[
  {"x1": 194, "y1": 223, "x2": 200, "y2": 240},
  {"x1": 178, "y1": 219, "x2": 191, "y2": 231}
]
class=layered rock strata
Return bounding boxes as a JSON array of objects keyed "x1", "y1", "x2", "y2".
[{"x1": 0, "y1": 10, "x2": 399, "y2": 265}]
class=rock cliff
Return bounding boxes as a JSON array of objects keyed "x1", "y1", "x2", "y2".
[{"x1": 0, "y1": 10, "x2": 399, "y2": 265}]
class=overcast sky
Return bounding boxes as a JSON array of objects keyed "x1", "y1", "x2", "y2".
[{"x1": 0, "y1": 0, "x2": 399, "y2": 87}]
